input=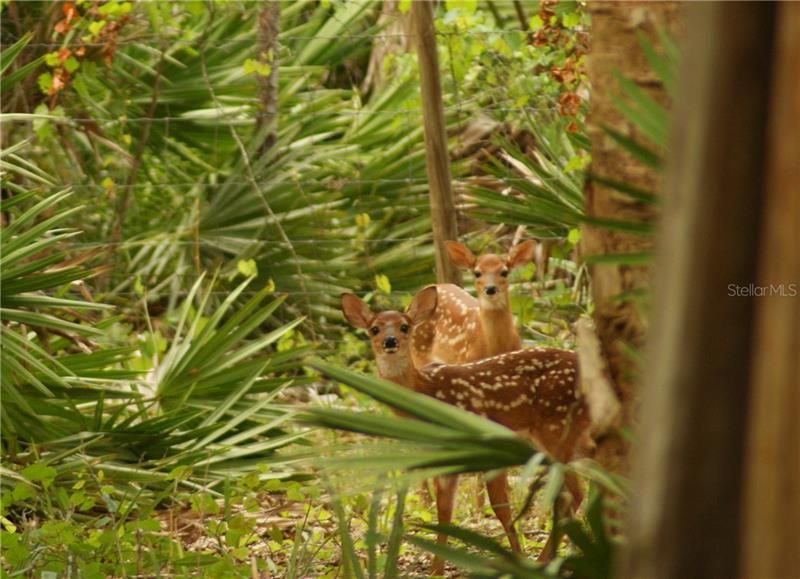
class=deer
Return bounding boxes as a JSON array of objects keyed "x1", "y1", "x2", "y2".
[
  {"x1": 411, "y1": 240, "x2": 536, "y2": 513},
  {"x1": 341, "y1": 286, "x2": 593, "y2": 574},
  {"x1": 410, "y1": 240, "x2": 536, "y2": 370}
]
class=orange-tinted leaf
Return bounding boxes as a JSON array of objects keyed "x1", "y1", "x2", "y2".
[
  {"x1": 559, "y1": 92, "x2": 581, "y2": 116},
  {"x1": 49, "y1": 72, "x2": 66, "y2": 95},
  {"x1": 63, "y1": 2, "x2": 78, "y2": 21},
  {"x1": 54, "y1": 19, "x2": 71, "y2": 35}
]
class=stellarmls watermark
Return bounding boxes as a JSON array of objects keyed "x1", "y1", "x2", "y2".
[{"x1": 727, "y1": 283, "x2": 798, "y2": 297}]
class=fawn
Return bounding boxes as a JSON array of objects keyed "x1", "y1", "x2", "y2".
[
  {"x1": 410, "y1": 240, "x2": 536, "y2": 369},
  {"x1": 341, "y1": 286, "x2": 593, "y2": 573},
  {"x1": 412, "y1": 240, "x2": 536, "y2": 514}
]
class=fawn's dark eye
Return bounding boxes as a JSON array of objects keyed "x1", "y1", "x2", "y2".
[
  {"x1": 400, "y1": 324, "x2": 409, "y2": 334},
  {"x1": 500, "y1": 270, "x2": 509, "y2": 278},
  {"x1": 370, "y1": 327, "x2": 380, "y2": 336},
  {"x1": 473, "y1": 271, "x2": 482, "y2": 278}
]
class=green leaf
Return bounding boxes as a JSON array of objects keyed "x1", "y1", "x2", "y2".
[
  {"x1": 21, "y1": 462, "x2": 58, "y2": 486},
  {"x1": 374, "y1": 273, "x2": 392, "y2": 294},
  {"x1": 445, "y1": 0, "x2": 477, "y2": 13},
  {"x1": 88, "y1": 20, "x2": 107, "y2": 37},
  {"x1": 0, "y1": 32, "x2": 32, "y2": 76},
  {"x1": 567, "y1": 228, "x2": 581, "y2": 245},
  {"x1": 589, "y1": 174, "x2": 658, "y2": 205},
  {"x1": 37, "y1": 72, "x2": 53, "y2": 94},
  {"x1": 64, "y1": 57, "x2": 80, "y2": 73},
  {"x1": 44, "y1": 51, "x2": 60, "y2": 67},
  {"x1": 584, "y1": 252, "x2": 653, "y2": 266},
  {"x1": 242, "y1": 58, "x2": 271, "y2": 77},
  {"x1": 355, "y1": 212, "x2": 370, "y2": 228},
  {"x1": 563, "y1": 12, "x2": 581, "y2": 28},
  {"x1": 601, "y1": 127, "x2": 663, "y2": 170},
  {"x1": 529, "y1": 15, "x2": 544, "y2": 30},
  {"x1": 237, "y1": 258, "x2": 258, "y2": 278}
]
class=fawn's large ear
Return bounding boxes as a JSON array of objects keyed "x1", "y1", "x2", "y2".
[
  {"x1": 341, "y1": 293, "x2": 373, "y2": 329},
  {"x1": 507, "y1": 239, "x2": 536, "y2": 269},
  {"x1": 445, "y1": 241, "x2": 477, "y2": 269},
  {"x1": 407, "y1": 286, "x2": 438, "y2": 324}
]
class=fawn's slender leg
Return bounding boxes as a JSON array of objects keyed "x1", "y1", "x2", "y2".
[
  {"x1": 536, "y1": 473, "x2": 583, "y2": 561},
  {"x1": 419, "y1": 479, "x2": 434, "y2": 506},
  {"x1": 564, "y1": 472, "x2": 583, "y2": 513},
  {"x1": 485, "y1": 472, "x2": 522, "y2": 553},
  {"x1": 431, "y1": 474, "x2": 459, "y2": 576}
]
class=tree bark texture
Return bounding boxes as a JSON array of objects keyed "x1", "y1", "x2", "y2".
[
  {"x1": 362, "y1": 1, "x2": 414, "y2": 94},
  {"x1": 580, "y1": 1, "x2": 683, "y2": 474},
  {"x1": 741, "y1": 3, "x2": 800, "y2": 577},
  {"x1": 255, "y1": 1, "x2": 280, "y2": 156},
  {"x1": 623, "y1": 3, "x2": 777, "y2": 578}
]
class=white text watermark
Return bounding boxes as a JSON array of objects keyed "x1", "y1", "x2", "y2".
[{"x1": 728, "y1": 283, "x2": 798, "y2": 297}]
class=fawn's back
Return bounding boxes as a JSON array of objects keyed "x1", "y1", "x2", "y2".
[
  {"x1": 412, "y1": 241, "x2": 536, "y2": 368},
  {"x1": 419, "y1": 348, "x2": 593, "y2": 462},
  {"x1": 411, "y1": 283, "x2": 487, "y2": 367}
]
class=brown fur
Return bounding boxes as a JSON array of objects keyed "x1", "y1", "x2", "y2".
[
  {"x1": 411, "y1": 241, "x2": 536, "y2": 368},
  {"x1": 341, "y1": 287, "x2": 593, "y2": 569}
]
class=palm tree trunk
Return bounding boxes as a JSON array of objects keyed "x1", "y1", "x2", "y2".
[{"x1": 580, "y1": 1, "x2": 683, "y2": 473}]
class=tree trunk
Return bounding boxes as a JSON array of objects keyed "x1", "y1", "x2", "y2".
[
  {"x1": 255, "y1": 1, "x2": 280, "y2": 156},
  {"x1": 623, "y1": 3, "x2": 778, "y2": 577},
  {"x1": 741, "y1": 3, "x2": 800, "y2": 577},
  {"x1": 361, "y1": 1, "x2": 413, "y2": 94},
  {"x1": 580, "y1": 1, "x2": 683, "y2": 473}
]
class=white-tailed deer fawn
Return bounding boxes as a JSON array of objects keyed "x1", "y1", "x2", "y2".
[
  {"x1": 411, "y1": 240, "x2": 536, "y2": 369},
  {"x1": 341, "y1": 286, "x2": 592, "y2": 573},
  {"x1": 413, "y1": 240, "x2": 536, "y2": 513}
]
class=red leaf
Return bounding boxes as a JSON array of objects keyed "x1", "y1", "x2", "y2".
[
  {"x1": 559, "y1": 92, "x2": 581, "y2": 117},
  {"x1": 54, "y1": 19, "x2": 71, "y2": 35},
  {"x1": 62, "y1": 2, "x2": 78, "y2": 23}
]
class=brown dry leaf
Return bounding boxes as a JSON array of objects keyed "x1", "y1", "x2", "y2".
[{"x1": 559, "y1": 92, "x2": 581, "y2": 116}]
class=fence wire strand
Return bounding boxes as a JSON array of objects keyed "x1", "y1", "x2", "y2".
[{"x1": 3, "y1": 3, "x2": 574, "y2": 336}]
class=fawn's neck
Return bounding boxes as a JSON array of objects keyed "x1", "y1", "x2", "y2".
[
  {"x1": 376, "y1": 357, "x2": 418, "y2": 391},
  {"x1": 479, "y1": 306, "x2": 521, "y2": 354}
]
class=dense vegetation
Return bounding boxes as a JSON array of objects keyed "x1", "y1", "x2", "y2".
[{"x1": 1, "y1": 1, "x2": 671, "y2": 576}]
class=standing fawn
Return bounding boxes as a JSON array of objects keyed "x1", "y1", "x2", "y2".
[
  {"x1": 341, "y1": 286, "x2": 593, "y2": 574},
  {"x1": 410, "y1": 240, "x2": 536, "y2": 369},
  {"x1": 412, "y1": 240, "x2": 535, "y2": 515}
]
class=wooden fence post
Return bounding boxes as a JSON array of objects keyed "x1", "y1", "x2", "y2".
[{"x1": 412, "y1": 0, "x2": 462, "y2": 285}]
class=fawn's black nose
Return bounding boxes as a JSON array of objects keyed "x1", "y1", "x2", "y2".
[
  {"x1": 383, "y1": 336, "x2": 398, "y2": 349},
  {"x1": 485, "y1": 286, "x2": 497, "y2": 295}
]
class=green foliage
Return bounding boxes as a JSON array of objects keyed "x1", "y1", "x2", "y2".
[
  {"x1": 0, "y1": 2, "x2": 663, "y2": 576},
  {"x1": 302, "y1": 354, "x2": 628, "y2": 578},
  {"x1": 1, "y1": 148, "x2": 309, "y2": 574}
]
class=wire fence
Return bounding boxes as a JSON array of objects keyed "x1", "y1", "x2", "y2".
[{"x1": 3, "y1": 1, "x2": 584, "y2": 334}]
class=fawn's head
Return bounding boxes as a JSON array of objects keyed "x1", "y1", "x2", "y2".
[
  {"x1": 341, "y1": 287, "x2": 438, "y2": 377},
  {"x1": 446, "y1": 240, "x2": 536, "y2": 310}
]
